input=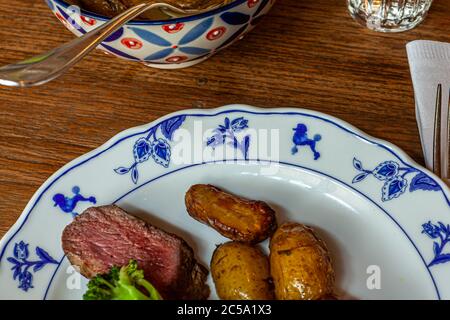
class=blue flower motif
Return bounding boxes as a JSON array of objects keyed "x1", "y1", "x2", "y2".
[
  {"x1": 114, "y1": 116, "x2": 185, "y2": 184},
  {"x1": 422, "y1": 221, "x2": 450, "y2": 267},
  {"x1": 206, "y1": 117, "x2": 250, "y2": 160},
  {"x1": 14, "y1": 241, "x2": 29, "y2": 260},
  {"x1": 352, "y1": 158, "x2": 439, "y2": 201},
  {"x1": 130, "y1": 18, "x2": 213, "y2": 62},
  {"x1": 422, "y1": 221, "x2": 441, "y2": 239},
  {"x1": 7, "y1": 242, "x2": 58, "y2": 292}
]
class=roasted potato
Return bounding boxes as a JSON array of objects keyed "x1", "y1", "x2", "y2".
[
  {"x1": 185, "y1": 184, "x2": 277, "y2": 243},
  {"x1": 270, "y1": 222, "x2": 335, "y2": 300},
  {"x1": 211, "y1": 242, "x2": 274, "y2": 300}
]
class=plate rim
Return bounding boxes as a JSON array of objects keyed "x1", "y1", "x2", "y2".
[{"x1": 1, "y1": 104, "x2": 449, "y2": 299}]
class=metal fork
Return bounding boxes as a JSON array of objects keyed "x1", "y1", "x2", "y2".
[
  {"x1": 432, "y1": 83, "x2": 450, "y2": 185},
  {"x1": 0, "y1": 2, "x2": 221, "y2": 88}
]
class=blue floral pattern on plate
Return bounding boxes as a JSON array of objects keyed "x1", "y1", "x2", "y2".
[
  {"x1": 206, "y1": 117, "x2": 250, "y2": 159},
  {"x1": 115, "y1": 115, "x2": 186, "y2": 184},
  {"x1": 422, "y1": 221, "x2": 450, "y2": 267},
  {"x1": 7, "y1": 241, "x2": 58, "y2": 292},
  {"x1": 3, "y1": 107, "x2": 450, "y2": 299},
  {"x1": 352, "y1": 158, "x2": 441, "y2": 201}
]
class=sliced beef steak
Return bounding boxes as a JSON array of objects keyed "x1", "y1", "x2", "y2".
[{"x1": 62, "y1": 205, "x2": 209, "y2": 300}]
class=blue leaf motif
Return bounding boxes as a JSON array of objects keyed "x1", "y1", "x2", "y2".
[
  {"x1": 409, "y1": 172, "x2": 441, "y2": 192},
  {"x1": 35, "y1": 247, "x2": 58, "y2": 264},
  {"x1": 115, "y1": 116, "x2": 184, "y2": 183},
  {"x1": 438, "y1": 222, "x2": 447, "y2": 233},
  {"x1": 104, "y1": 27, "x2": 124, "y2": 42},
  {"x1": 353, "y1": 158, "x2": 363, "y2": 171},
  {"x1": 382, "y1": 176, "x2": 407, "y2": 201},
  {"x1": 145, "y1": 48, "x2": 175, "y2": 61},
  {"x1": 151, "y1": 139, "x2": 171, "y2": 168},
  {"x1": 433, "y1": 242, "x2": 440, "y2": 256},
  {"x1": 352, "y1": 172, "x2": 368, "y2": 183},
  {"x1": 429, "y1": 254, "x2": 450, "y2": 267},
  {"x1": 373, "y1": 161, "x2": 399, "y2": 181},
  {"x1": 129, "y1": 27, "x2": 172, "y2": 47},
  {"x1": 161, "y1": 116, "x2": 186, "y2": 141},
  {"x1": 7, "y1": 257, "x2": 19, "y2": 266},
  {"x1": 220, "y1": 12, "x2": 251, "y2": 25},
  {"x1": 13, "y1": 266, "x2": 21, "y2": 280},
  {"x1": 33, "y1": 263, "x2": 45, "y2": 272},
  {"x1": 179, "y1": 47, "x2": 210, "y2": 55},
  {"x1": 133, "y1": 138, "x2": 152, "y2": 163},
  {"x1": 114, "y1": 167, "x2": 131, "y2": 175},
  {"x1": 179, "y1": 17, "x2": 214, "y2": 45},
  {"x1": 224, "y1": 117, "x2": 230, "y2": 129},
  {"x1": 131, "y1": 166, "x2": 139, "y2": 185}
]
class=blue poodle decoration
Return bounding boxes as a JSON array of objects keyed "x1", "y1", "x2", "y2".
[
  {"x1": 53, "y1": 186, "x2": 96, "y2": 218},
  {"x1": 291, "y1": 124, "x2": 322, "y2": 160}
]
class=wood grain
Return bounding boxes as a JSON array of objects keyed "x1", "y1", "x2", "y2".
[{"x1": 1, "y1": 0, "x2": 450, "y2": 237}]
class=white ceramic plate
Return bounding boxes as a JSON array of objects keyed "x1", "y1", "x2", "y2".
[{"x1": 1, "y1": 105, "x2": 450, "y2": 300}]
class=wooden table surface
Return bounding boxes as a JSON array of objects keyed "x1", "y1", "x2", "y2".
[{"x1": 1, "y1": 0, "x2": 450, "y2": 238}]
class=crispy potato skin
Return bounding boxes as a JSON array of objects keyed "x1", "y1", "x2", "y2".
[
  {"x1": 270, "y1": 223, "x2": 335, "y2": 300},
  {"x1": 211, "y1": 242, "x2": 274, "y2": 300},
  {"x1": 185, "y1": 184, "x2": 277, "y2": 243}
]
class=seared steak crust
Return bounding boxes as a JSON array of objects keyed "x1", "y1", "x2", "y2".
[{"x1": 62, "y1": 205, "x2": 209, "y2": 300}]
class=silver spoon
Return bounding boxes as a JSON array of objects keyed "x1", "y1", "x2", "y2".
[{"x1": 0, "y1": 2, "x2": 220, "y2": 88}]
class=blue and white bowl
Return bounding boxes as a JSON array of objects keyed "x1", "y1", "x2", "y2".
[{"x1": 45, "y1": 0, "x2": 276, "y2": 68}]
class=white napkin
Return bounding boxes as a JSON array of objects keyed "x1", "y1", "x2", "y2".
[{"x1": 407, "y1": 40, "x2": 450, "y2": 170}]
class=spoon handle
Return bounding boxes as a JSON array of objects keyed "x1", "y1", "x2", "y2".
[{"x1": 0, "y1": 2, "x2": 166, "y2": 87}]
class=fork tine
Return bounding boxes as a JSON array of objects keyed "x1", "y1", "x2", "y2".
[{"x1": 433, "y1": 84, "x2": 442, "y2": 177}]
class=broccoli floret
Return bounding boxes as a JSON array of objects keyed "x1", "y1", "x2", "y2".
[{"x1": 83, "y1": 260, "x2": 162, "y2": 300}]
